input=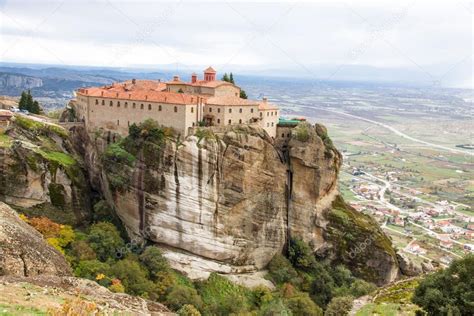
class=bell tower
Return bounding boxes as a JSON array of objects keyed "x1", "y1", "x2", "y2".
[{"x1": 203, "y1": 66, "x2": 216, "y2": 81}]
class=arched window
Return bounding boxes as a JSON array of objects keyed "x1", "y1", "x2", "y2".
[
  {"x1": 209, "y1": 107, "x2": 212, "y2": 112},
  {"x1": 239, "y1": 119, "x2": 242, "y2": 124},
  {"x1": 228, "y1": 119, "x2": 232, "y2": 125},
  {"x1": 102, "y1": 100, "x2": 105, "y2": 105},
  {"x1": 281, "y1": 133, "x2": 285, "y2": 137},
  {"x1": 229, "y1": 108, "x2": 232, "y2": 113},
  {"x1": 174, "y1": 106, "x2": 177, "y2": 113},
  {"x1": 140, "y1": 104, "x2": 144, "y2": 110},
  {"x1": 239, "y1": 108, "x2": 242, "y2": 113},
  {"x1": 110, "y1": 101, "x2": 113, "y2": 106},
  {"x1": 124, "y1": 102, "x2": 128, "y2": 108},
  {"x1": 217, "y1": 119, "x2": 220, "y2": 124},
  {"x1": 191, "y1": 107, "x2": 194, "y2": 113},
  {"x1": 271, "y1": 122, "x2": 274, "y2": 126},
  {"x1": 117, "y1": 101, "x2": 120, "y2": 107},
  {"x1": 95, "y1": 99, "x2": 98, "y2": 105},
  {"x1": 217, "y1": 108, "x2": 221, "y2": 113},
  {"x1": 287, "y1": 133, "x2": 290, "y2": 137},
  {"x1": 260, "y1": 112, "x2": 263, "y2": 117},
  {"x1": 159, "y1": 105, "x2": 162, "y2": 111},
  {"x1": 133, "y1": 103, "x2": 136, "y2": 109},
  {"x1": 148, "y1": 104, "x2": 151, "y2": 110},
  {"x1": 251, "y1": 108, "x2": 254, "y2": 113}
]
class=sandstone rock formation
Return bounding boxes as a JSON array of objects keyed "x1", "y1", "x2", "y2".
[
  {"x1": 0, "y1": 201, "x2": 72, "y2": 276},
  {"x1": 71, "y1": 122, "x2": 400, "y2": 285},
  {"x1": 0, "y1": 275, "x2": 172, "y2": 315}
]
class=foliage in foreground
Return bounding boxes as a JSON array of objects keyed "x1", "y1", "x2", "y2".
[{"x1": 412, "y1": 254, "x2": 474, "y2": 316}]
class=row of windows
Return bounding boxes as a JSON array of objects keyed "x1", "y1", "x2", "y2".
[
  {"x1": 266, "y1": 122, "x2": 275, "y2": 127},
  {"x1": 95, "y1": 99, "x2": 195, "y2": 113},
  {"x1": 207, "y1": 107, "x2": 255, "y2": 114},
  {"x1": 281, "y1": 133, "x2": 291, "y2": 138}
]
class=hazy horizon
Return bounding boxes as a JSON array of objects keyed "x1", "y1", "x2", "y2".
[{"x1": 1, "y1": 0, "x2": 472, "y2": 88}]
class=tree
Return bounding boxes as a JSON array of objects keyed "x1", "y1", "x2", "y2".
[
  {"x1": 19, "y1": 91, "x2": 28, "y2": 111},
  {"x1": 86, "y1": 222, "x2": 125, "y2": 261},
  {"x1": 31, "y1": 100, "x2": 41, "y2": 114},
  {"x1": 178, "y1": 304, "x2": 201, "y2": 316},
  {"x1": 139, "y1": 246, "x2": 170, "y2": 279},
  {"x1": 229, "y1": 72, "x2": 234, "y2": 84},
  {"x1": 240, "y1": 89, "x2": 248, "y2": 99},
  {"x1": 109, "y1": 258, "x2": 155, "y2": 296},
  {"x1": 288, "y1": 238, "x2": 317, "y2": 270},
  {"x1": 325, "y1": 296, "x2": 353, "y2": 316},
  {"x1": 74, "y1": 260, "x2": 110, "y2": 280},
  {"x1": 349, "y1": 279, "x2": 376, "y2": 297},
  {"x1": 412, "y1": 255, "x2": 474, "y2": 315},
  {"x1": 222, "y1": 73, "x2": 230, "y2": 82}
]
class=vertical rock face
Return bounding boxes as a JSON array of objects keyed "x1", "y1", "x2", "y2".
[{"x1": 77, "y1": 123, "x2": 399, "y2": 284}]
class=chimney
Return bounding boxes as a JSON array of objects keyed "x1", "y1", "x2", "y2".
[
  {"x1": 191, "y1": 73, "x2": 197, "y2": 83},
  {"x1": 132, "y1": 78, "x2": 136, "y2": 84}
]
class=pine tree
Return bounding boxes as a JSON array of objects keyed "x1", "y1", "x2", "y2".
[
  {"x1": 26, "y1": 90, "x2": 34, "y2": 112},
  {"x1": 222, "y1": 73, "x2": 230, "y2": 82},
  {"x1": 240, "y1": 90, "x2": 248, "y2": 99},
  {"x1": 19, "y1": 91, "x2": 28, "y2": 111},
  {"x1": 229, "y1": 72, "x2": 234, "y2": 84},
  {"x1": 31, "y1": 100, "x2": 41, "y2": 114}
]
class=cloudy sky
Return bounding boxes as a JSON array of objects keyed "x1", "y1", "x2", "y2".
[{"x1": 0, "y1": 0, "x2": 472, "y2": 87}]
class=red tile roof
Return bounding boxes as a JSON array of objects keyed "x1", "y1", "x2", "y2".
[
  {"x1": 204, "y1": 66, "x2": 216, "y2": 73},
  {"x1": 206, "y1": 96, "x2": 258, "y2": 106},
  {"x1": 258, "y1": 100, "x2": 279, "y2": 110},
  {"x1": 77, "y1": 83, "x2": 201, "y2": 105}
]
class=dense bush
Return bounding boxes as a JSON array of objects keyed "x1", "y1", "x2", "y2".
[
  {"x1": 324, "y1": 296, "x2": 353, "y2": 316},
  {"x1": 412, "y1": 255, "x2": 474, "y2": 315},
  {"x1": 267, "y1": 254, "x2": 299, "y2": 285},
  {"x1": 109, "y1": 257, "x2": 156, "y2": 297},
  {"x1": 74, "y1": 260, "x2": 110, "y2": 280},
  {"x1": 166, "y1": 285, "x2": 203, "y2": 311},
  {"x1": 86, "y1": 222, "x2": 125, "y2": 261},
  {"x1": 286, "y1": 293, "x2": 323, "y2": 316},
  {"x1": 139, "y1": 246, "x2": 170, "y2": 279}
]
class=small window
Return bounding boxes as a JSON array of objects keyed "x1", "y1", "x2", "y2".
[
  {"x1": 159, "y1": 105, "x2": 162, "y2": 111},
  {"x1": 117, "y1": 101, "x2": 120, "y2": 107},
  {"x1": 209, "y1": 107, "x2": 212, "y2": 113},
  {"x1": 235, "y1": 93, "x2": 238, "y2": 96},
  {"x1": 117, "y1": 120, "x2": 120, "y2": 126},
  {"x1": 191, "y1": 107, "x2": 194, "y2": 113},
  {"x1": 174, "y1": 106, "x2": 177, "y2": 113},
  {"x1": 239, "y1": 119, "x2": 242, "y2": 124},
  {"x1": 239, "y1": 108, "x2": 242, "y2": 113},
  {"x1": 125, "y1": 102, "x2": 128, "y2": 108},
  {"x1": 217, "y1": 108, "x2": 221, "y2": 113},
  {"x1": 260, "y1": 112, "x2": 263, "y2": 117},
  {"x1": 229, "y1": 108, "x2": 232, "y2": 113},
  {"x1": 251, "y1": 108, "x2": 254, "y2": 113},
  {"x1": 217, "y1": 119, "x2": 220, "y2": 124},
  {"x1": 133, "y1": 103, "x2": 136, "y2": 109},
  {"x1": 140, "y1": 104, "x2": 144, "y2": 109},
  {"x1": 95, "y1": 99, "x2": 98, "y2": 105},
  {"x1": 110, "y1": 101, "x2": 113, "y2": 106},
  {"x1": 148, "y1": 104, "x2": 151, "y2": 110},
  {"x1": 267, "y1": 123, "x2": 270, "y2": 127},
  {"x1": 192, "y1": 122, "x2": 195, "y2": 126},
  {"x1": 228, "y1": 119, "x2": 232, "y2": 125},
  {"x1": 102, "y1": 100, "x2": 105, "y2": 105},
  {"x1": 271, "y1": 122, "x2": 274, "y2": 127},
  {"x1": 282, "y1": 133, "x2": 285, "y2": 137}
]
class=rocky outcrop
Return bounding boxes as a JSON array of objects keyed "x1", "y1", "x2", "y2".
[
  {"x1": 0, "y1": 73, "x2": 43, "y2": 90},
  {"x1": 72, "y1": 122, "x2": 399, "y2": 285},
  {"x1": 0, "y1": 275, "x2": 172, "y2": 315},
  {"x1": 0, "y1": 116, "x2": 91, "y2": 224},
  {"x1": 0, "y1": 202, "x2": 72, "y2": 276},
  {"x1": 397, "y1": 252, "x2": 434, "y2": 276}
]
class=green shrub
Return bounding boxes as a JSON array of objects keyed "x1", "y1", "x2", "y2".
[
  {"x1": 109, "y1": 258, "x2": 155, "y2": 297},
  {"x1": 86, "y1": 222, "x2": 125, "y2": 261},
  {"x1": 288, "y1": 238, "x2": 316, "y2": 270},
  {"x1": 74, "y1": 260, "x2": 110, "y2": 280},
  {"x1": 286, "y1": 293, "x2": 323, "y2": 316},
  {"x1": 139, "y1": 246, "x2": 171, "y2": 280},
  {"x1": 349, "y1": 279, "x2": 376, "y2": 297},
  {"x1": 324, "y1": 296, "x2": 353, "y2": 316},
  {"x1": 178, "y1": 304, "x2": 201, "y2": 316},
  {"x1": 267, "y1": 254, "x2": 299, "y2": 285},
  {"x1": 294, "y1": 123, "x2": 310, "y2": 142},
  {"x1": 166, "y1": 285, "x2": 203, "y2": 311}
]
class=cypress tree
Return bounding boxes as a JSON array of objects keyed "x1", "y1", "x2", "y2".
[
  {"x1": 229, "y1": 72, "x2": 234, "y2": 84},
  {"x1": 26, "y1": 90, "x2": 34, "y2": 112},
  {"x1": 222, "y1": 73, "x2": 230, "y2": 82},
  {"x1": 31, "y1": 100, "x2": 41, "y2": 114},
  {"x1": 240, "y1": 90, "x2": 248, "y2": 99}
]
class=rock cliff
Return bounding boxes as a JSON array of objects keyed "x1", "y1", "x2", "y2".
[
  {"x1": 73, "y1": 122, "x2": 399, "y2": 285},
  {"x1": 0, "y1": 201, "x2": 71, "y2": 276},
  {"x1": 0, "y1": 116, "x2": 91, "y2": 225}
]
